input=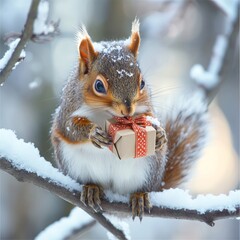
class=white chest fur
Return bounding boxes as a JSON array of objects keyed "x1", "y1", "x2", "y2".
[
  {"x1": 61, "y1": 142, "x2": 150, "y2": 194},
  {"x1": 61, "y1": 104, "x2": 151, "y2": 194}
]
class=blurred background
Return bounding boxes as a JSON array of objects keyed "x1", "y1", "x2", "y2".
[{"x1": 0, "y1": 0, "x2": 239, "y2": 239}]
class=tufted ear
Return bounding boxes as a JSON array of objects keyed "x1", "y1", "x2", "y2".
[
  {"x1": 127, "y1": 19, "x2": 141, "y2": 58},
  {"x1": 78, "y1": 26, "x2": 98, "y2": 75}
]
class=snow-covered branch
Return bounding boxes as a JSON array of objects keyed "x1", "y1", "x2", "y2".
[
  {"x1": 191, "y1": 0, "x2": 239, "y2": 103},
  {"x1": 35, "y1": 207, "x2": 96, "y2": 240},
  {"x1": 0, "y1": 0, "x2": 40, "y2": 83},
  {"x1": 0, "y1": 129, "x2": 128, "y2": 240},
  {"x1": 0, "y1": 0, "x2": 59, "y2": 84},
  {"x1": 0, "y1": 129, "x2": 239, "y2": 239}
]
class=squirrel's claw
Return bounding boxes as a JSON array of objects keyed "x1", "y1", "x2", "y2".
[
  {"x1": 90, "y1": 126, "x2": 112, "y2": 148},
  {"x1": 130, "y1": 192, "x2": 152, "y2": 221},
  {"x1": 155, "y1": 126, "x2": 167, "y2": 151},
  {"x1": 80, "y1": 184, "x2": 103, "y2": 212}
]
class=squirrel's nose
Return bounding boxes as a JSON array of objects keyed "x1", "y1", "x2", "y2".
[
  {"x1": 124, "y1": 99, "x2": 131, "y2": 112},
  {"x1": 121, "y1": 99, "x2": 135, "y2": 116}
]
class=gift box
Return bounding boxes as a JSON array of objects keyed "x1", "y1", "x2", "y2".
[{"x1": 105, "y1": 116, "x2": 156, "y2": 160}]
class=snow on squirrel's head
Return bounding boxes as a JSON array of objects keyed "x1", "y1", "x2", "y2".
[{"x1": 77, "y1": 19, "x2": 150, "y2": 117}]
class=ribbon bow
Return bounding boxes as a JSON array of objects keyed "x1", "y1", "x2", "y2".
[{"x1": 108, "y1": 116, "x2": 151, "y2": 158}]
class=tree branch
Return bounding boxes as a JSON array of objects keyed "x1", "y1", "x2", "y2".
[
  {"x1": 35, "y1": 206, "x2": 97, "y2": 240},
  {"x1": 207, "y1": 7, "x2": 239, "y2": 103},
  {"x1": 1, "y1": 156, "x2": 239, "y2": 233},
  {"x1": 0, "y1": 0, "x2": 40, "y2": 84},
  {"x1": 0, "y1": 0, "x2": 59, "y2": 84},
  {"x1": 65, "y1": 220, "x2": 96, "y2": 240},
  {"x1": 191, "y1": 1, "x2": 239, "y2": 104},
  {"x1": 0, "y1": 157, "x2": 128, "y2": 240}
]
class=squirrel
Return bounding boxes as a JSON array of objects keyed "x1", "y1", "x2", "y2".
[{"x1": 51, "y1": 19, "x2": 208, "y2": 220}]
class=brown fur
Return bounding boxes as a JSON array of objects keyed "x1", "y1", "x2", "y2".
[
  {"x1": 127, "y1": 32, "x2": 140, "y2": 57},
  {"x1": 161, "y1": 109, "x2": 208, "y2": 190},
  {"x1": 53, "y1": 128, "x2": 88, "y2": 145},
  {"x1": 72, "y1": 116, "x2": 92, "y2": 126},
  {"x1": 79, "y1": 37, "x2": 98, "y2": 75}
]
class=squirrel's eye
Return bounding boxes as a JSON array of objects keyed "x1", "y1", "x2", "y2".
[
  {"x1": 94, "y1": 79, "x2": 106, "y2": 94},
  {"x1": 140, "y1": 80, "x2": 145, "y2": 90}
]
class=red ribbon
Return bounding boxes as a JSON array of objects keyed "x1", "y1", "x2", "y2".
[{"x1": 108, "y1": 116, "x2": 151, "y2": 158}]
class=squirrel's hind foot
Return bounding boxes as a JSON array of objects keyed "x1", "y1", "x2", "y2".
[
  {"x1": 80, "y1": 184, "x2": 104, "y2": 212},
  {"x1": 130, "y1": 192, "x2": 152, "y2": 221}
]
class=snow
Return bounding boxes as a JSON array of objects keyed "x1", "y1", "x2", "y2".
[
  {"x1": 191, "y1": 0, "x2": 238, "y2": 89},
  {"x1": 190, "y1": 64, "x2": 218, "y2": 89},
  {"x1": 151, "y1": 189, "x2": 240, "y2": 214},
  {"x1": 190, "y1": 34, "x2": 229, "y2": 90},
  {"x1": 211, "y1": 0, "x2": 238, "y2": 21},
  {"x1": 124, "y1": 38, "x2": 131, "y2": 46},
  {"x1": 0, "y1": 129, "x2": 239, "y2": 215},
  {"x1": 106, "y1": 188, "x2": 240, "y2": 214},
  {"x1": 104, "y1": 214, "x2": 131, "y2": 240},
  {"x1": 93, "y1": 40, "x2": 135, "y2": 67},
  {"x1": 93, "y1": 42, "x2": 104, "y2": 52},
  {"x1": 105, "y1": 190, "x2": 129, "y2": 203},
  {"x1": 0, "y1": 38, "x2": 26, "y2": 72},
  {"x1": 116, "y1": 69, "x2": 133, "y2": 78},
  {"x1": 28, "y1": 77, "x2": 42, "y2": 89},
  {"x1": 33, "y1": 0, "x2": 55, "y2": 35},
  {"x1": 35, "y1": 207, "x2": 93, "y2": 240},
  {"x1": 146, "y1": 116, "x2": 160, "y2": 127},
  {"x1": 0, "y1": 129, "x2": 81, "y2": 192}
]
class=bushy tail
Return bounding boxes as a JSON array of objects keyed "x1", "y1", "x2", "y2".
[{"x1": 159, "y1": 93, "x2": 209, "y2": 189}]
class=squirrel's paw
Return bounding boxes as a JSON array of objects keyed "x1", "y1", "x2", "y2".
[
  {"x1": 155, "y1": 126, "x2": 167, "y2": 151},
  {"x1": 130, "y1": 192, "x2": 152, "y2": 221},
  {"x1": 90, "y1": 125, "x2": 112, "y2": 148},
  {"x1": 80, "y1": 184, "x2": 104, "y2": 212}
]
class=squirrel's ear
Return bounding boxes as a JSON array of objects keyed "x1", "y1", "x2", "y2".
[
  {"x1": 78, "y1": 26, "x2": 98, "y2": 74},
  {"x1": 127, "y1": 19, "x2": 140, "y2": 57}
]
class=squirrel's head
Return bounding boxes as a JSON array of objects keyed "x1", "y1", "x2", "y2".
[{"x1": 77, "y1": 19, "x2": 150, "y2": 117}]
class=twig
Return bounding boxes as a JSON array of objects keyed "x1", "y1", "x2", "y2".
[
  {"x1": 0, "y1": 0, "x2": 41, "y2": 84},
  {"x1": 0, "y1": 156, "x2": 239, "y2": 232}
]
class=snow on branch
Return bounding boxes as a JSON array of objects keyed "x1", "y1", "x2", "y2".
[
  {"x1": 0, "y1": 0, "x2": 40, "y2": 83},
  {"x1": 0, "y1": 0, "x2": 59, "y2": 84},
  {"x1": 0, "y1": 38, "x2": 26, "y2": 75},
  {"x1": 32, "y1": 0, "x2": 60, "y2": 43},
  {"x1": 0, "y1": 128, "x2": 239, "y2": 236},
  {"x1": 35, "y1": 207, "x2": 96, "y2": 240},
  {"x1": 190, "y1": 0, "x2": 239, "y2": 103},
  {"x1": 210, "y1": 0, "x2": 239, "y2": 20},
  {"x1": 0, "y1": 129, "x2": 128, "y2": 240}
]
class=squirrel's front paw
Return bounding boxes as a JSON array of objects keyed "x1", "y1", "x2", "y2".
[
  {"x1": 90, "y1": 125, "x2": 112, "y2": 148},
  {"x1": 155, "y1": 126, "x2": 167, "y2": 151}
]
